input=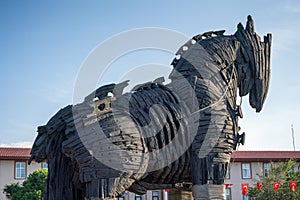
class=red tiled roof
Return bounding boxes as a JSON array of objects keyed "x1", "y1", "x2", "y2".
[
  {"x1": 0, "y1": 147, "x2": 31, "y2": 160},
  {"x1": 0, "y1": 148, "x2": 299, "y2": 162},
  {"x1": 231, "y1": 150, "x2": 300, "y2": 162}
]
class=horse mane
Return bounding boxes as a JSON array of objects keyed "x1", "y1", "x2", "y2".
[{"x1": 170, "y1": 30, "x2": 227, "y2": 68}]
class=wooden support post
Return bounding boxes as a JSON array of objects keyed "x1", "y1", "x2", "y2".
[{"x1": 168, "y1": 189, "x2": 193, "y2": 200}]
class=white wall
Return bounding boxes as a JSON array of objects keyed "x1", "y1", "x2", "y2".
[
  {"x1": 0, "y1": 160, "x2": 42, "y2": 200},
  {"x1": 226, "y1": 161, "x2": 300, "y2": 200},
  {"x1": 226, "y1": 162, "x2": 261, "y2": 200}
]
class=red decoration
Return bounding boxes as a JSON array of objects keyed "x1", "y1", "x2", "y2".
[
  {"x1": 257, "y1": 182, "x2": 263, "y2": 191},
  {"x1": 242, "y1": 184, "x2": 249, "y2": 195},
  {"x1": 164, "y1": 189, "x2": 168, "y2": 193},
  {"x1": 290, "y1": 181, "x2": 297, "y2": 192},
  {"x1": 225, "y1": 184, "x2": 233, "y2": 188},
  {"x1": 273, "y1": 182, "x2": 280, "y2": 192}
]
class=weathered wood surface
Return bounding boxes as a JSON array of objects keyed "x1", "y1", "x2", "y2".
[{"x1": 29, "y1": 15, "x2": 272, "y2": 200}]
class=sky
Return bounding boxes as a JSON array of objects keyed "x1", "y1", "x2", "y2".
[{"x1": 0, "y1": 0, "x2": 299, "y2": 150}]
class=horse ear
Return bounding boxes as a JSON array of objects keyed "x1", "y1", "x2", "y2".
[{"x1": 246, "y1": 15, "x2": 255, "y2": 34}]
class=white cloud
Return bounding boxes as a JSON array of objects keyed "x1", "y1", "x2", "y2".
[{"x1": 0, "y1": 141, "x2": 33, "y2": 148}]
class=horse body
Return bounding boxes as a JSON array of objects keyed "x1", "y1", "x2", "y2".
[{"x1": 29, "y1": 16, "x2": 271, "y2": 200}]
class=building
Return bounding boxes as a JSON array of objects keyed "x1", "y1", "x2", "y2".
[
  {"x1": 0, "y1": 147, "x2": 164, "y2": 200},
  {"x1": 225, "y1": 151, "x2": 300, "y2": 200},
  {"x1": 0, "y1": 147, "x2": 47, "y2": 200},
  {"x1": 0, "y1": 148, "x2": 299, "y2": 200},
  {"x1": 117, "y1": 151, "x2": 300, "y2": 200}
]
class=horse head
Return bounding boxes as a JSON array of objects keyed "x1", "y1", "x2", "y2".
[{"x1": 235, "y1": 15, "x2": 272, "y2": 112}]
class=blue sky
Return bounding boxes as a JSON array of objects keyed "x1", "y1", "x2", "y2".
[{"x1": 0, "y1": 1, "x2": 299, "y2": 150}]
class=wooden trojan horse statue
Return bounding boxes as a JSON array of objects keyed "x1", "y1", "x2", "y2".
[{"x1": 29, "y1": 15, "x2": 271, "y2": 200}]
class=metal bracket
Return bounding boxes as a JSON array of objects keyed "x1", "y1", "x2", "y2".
[{"x1": 236, "y1": 132, "x2": 245, "y2": 145}]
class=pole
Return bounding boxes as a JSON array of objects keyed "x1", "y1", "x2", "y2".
[
  {"x1": 291, "y1": 124, "x2": 296, "y2": 151},
  {"x1": 163, "y1": 189, "x2": 168, "y2": 200}
]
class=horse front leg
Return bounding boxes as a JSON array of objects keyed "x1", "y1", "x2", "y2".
[
  {"x1": 190, "y1": 152, "x2": 228, "y2": 200},
  {"x1": 190, "y1": 104, "x2": 233, "y2": 200}
]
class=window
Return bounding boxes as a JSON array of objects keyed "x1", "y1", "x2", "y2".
[
  {"x1": 243, "y1": 195, "x2": 249, "y2": 200},
  {"x1": 226, "y1": 188, "x2": 231, "y2": 200},
  {"x1": 242, "y1": 163, "x2": 251, "y2": 179},
  {"x1": 15, "y1": 161, "x2": 26, "y2": 179},
  {"x1": 42, "y1": 162, "x2": 48, "y2": 169},
  {"x1": 135, "y1": 194, "x2": 142, "y2": 200},
  {"x1": 152, "y1": 191, "x2": 159, "y2": 200},
  {"x1": 263, "y1": 163, "x2": 271, "y2": 177}
]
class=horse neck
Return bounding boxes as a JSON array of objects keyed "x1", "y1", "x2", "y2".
[
  {"x1": 199, "y1": 35, "x2": 239, "y2": 70},
  {"x1": 200, "y1": 36, "x2": 240, "y2": 109},
  {"x1": 169, "y1": 36, "x2": 240, "y2": 111}
]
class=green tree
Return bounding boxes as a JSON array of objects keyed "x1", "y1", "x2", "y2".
[
  {"x1": 3, "y1": 169, "x2": 48, "y2": 200},
  {"x1": 3, "y1": 183, "x2": 20, "y2": 198},
  {"x1": 249, "y1": 160, "x2": 300, "y2": 200}
]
